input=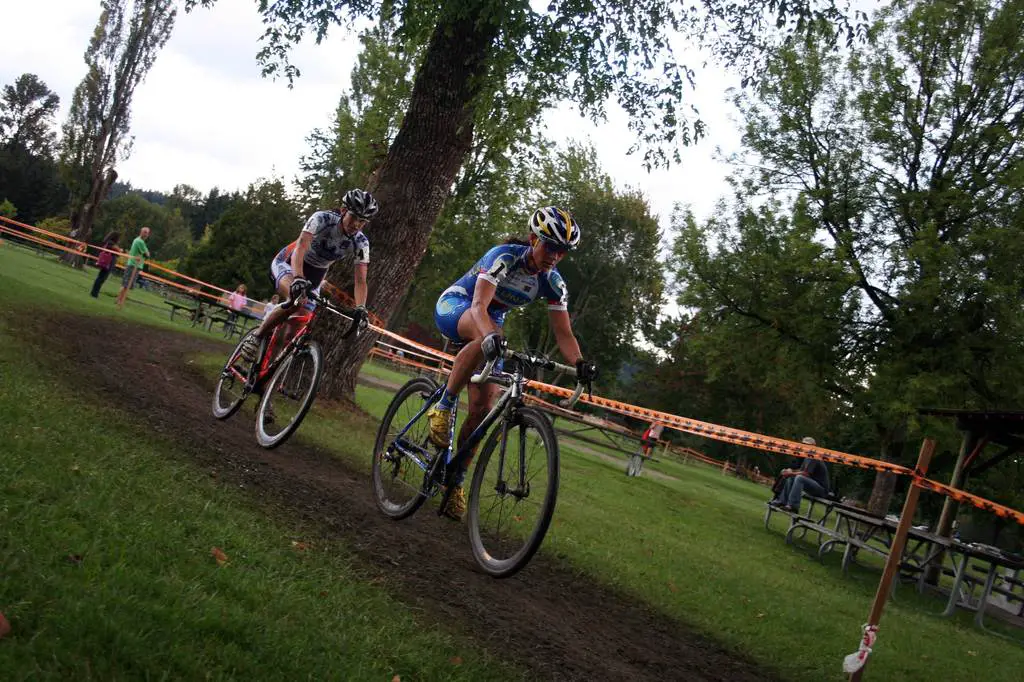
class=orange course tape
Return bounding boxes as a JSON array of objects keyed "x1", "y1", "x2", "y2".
[
  {"x1": 369, "y1": 348, "x2": 449, "y2": 375},
  {"x1": 913, "y1": 476, "x2": 1024, "y2": 525},
  {"x1": 0, "y1": 223, "x2": 227, "y2": 304}
]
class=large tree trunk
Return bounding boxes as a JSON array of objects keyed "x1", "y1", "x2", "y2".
[
  {"x1": 317, "y1": 9, "x2": 499, "y2": 400},
  {"x1": 63, "y1": 168, "x2": 117, "y2": 267},
  {"x1": 866, "y1": 424, "x2": 907, "y2": 516}
]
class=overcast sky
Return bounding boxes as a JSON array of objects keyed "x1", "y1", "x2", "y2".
[{"x1": 2, "y1": 0, "x2": 744, "y2": 230}]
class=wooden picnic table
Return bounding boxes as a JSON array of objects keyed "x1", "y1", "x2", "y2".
[
  {"x1": 939, "y1": 542, "x2": 1024, "y2": 634},
  {"x1": 163, "y1": 299, "x2": 200, "y2": 323},
  {"x1": 917, "y1": 407, "x2": 1024, "y2": 583},
  {"x1": 190, "y1": 299, "x2": 258, "y2": 335},
  {"x1": 779, "y1": 500, "x2": 1024, "y2": 633},
  {"x1": 223, "y1": 309, "x2": 261, "y2": 338}
]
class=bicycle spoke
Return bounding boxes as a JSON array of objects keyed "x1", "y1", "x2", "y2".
[
  {"x1": 255, "y1": 342, "x2": 323, "y2": 449},
  {"x1": 260, "y1": 355, "x2": 315, "y2": 437},
  {"x1": 212, "y1": 331, "x2": 254, "y2": 419},
  {"x1": 372, "y1": 378, "x2": 440, "y2": 519},
  {"x1": 469, "y1": 410, "x2": 559, "y2": 577}
]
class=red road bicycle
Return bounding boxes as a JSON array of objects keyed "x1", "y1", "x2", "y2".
[{"x1": 212, "y1": 290, "x2": 361, "y2": 448}]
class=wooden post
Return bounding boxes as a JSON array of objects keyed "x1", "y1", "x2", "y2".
[
  {"x1": 848, "y1": 438, "x2": 935, "y2": 681},
  {"x1": 925, "y1": 430, "x2": 976, "y2": 584}
]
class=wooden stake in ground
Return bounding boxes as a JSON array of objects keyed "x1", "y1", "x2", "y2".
[{"x1": 845, "y1": 438, "x2": 935, "y2": 681}]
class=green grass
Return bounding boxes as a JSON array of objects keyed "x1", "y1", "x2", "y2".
[
  {"x1": 362, "y1": 358, "x2": 438, "y2": 387},
  {"x1": 0, "y1": 241, "x2": 238, "y2": 343},
  {"x1": 272, "y1": 363, "x2": 1024, "y2": 681},
  {"x1": 210, "y1": 356, "x2": 1024, "y2": 681},
  {"x1": 0, "y1": 248, "x2": 519, "y2": 680},
  {"x1": 4, "y1": 243, "x2": 1024, "y2": 681}
]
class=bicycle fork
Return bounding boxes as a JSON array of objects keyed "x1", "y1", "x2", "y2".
[{"x1": 491, "y1": 413, "x2": 530, "y2": 500}]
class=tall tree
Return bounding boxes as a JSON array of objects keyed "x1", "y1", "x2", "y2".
[
  {"x1": 181, "y1": 179, "x2": 300, "y2": 299},
  {"x1": 0, "y1": 74, "x2": 68, "y2": 224},
  {"x1": 671, "y1": 0, "x2": 1024, "y2": 512},
  {"x1": 0, "y1": 74, "x2": 61, "y2": 156},
  {"x1": 59, "y1": 0, "x2": 176, "y2": 252},
  {"x1": 296, "y1": 18, "x2": 421, "y2": 212},
  {"x1": 504, "y1": 143, "x2": 665, "y2": 386},
  {"x1": 188, "y1": 0, "x2": 860, "y2": 400}
]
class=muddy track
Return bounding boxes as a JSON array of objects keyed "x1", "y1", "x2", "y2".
[{"x1": 23, "y1": 311, "x2": 779, "y2": 682}]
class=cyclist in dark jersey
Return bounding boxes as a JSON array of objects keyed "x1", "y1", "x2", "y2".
[
  {"x1": 241, "y1": 189, "x2": 378, "y2": 361},
  {"x1": 428, "y1": 206, "x2": 599, "y2": 520}
]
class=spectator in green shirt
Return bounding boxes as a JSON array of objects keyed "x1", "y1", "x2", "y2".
[{"x1": 116, "y1": 226, "x2": 151, "y2": 308}]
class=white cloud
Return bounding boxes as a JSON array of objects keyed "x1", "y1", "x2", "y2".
[{"x1": 2, "y1": 0, "x2": 738, "y2": 223}]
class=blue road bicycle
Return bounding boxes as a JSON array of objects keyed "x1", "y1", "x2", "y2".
[{"x1": 371, "y1": 347, "x2": 588, "y2": 578}]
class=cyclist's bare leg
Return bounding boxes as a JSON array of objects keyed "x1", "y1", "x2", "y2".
[
  {"x1": 444, "y1": 308, "x2": 494, "y2": 395},
  {"x1": 457, "y1": 381, "x2": 500, "y2": 459},
  {"x1": 254, "y1": 274, "x2": 299, "y2": 339}
]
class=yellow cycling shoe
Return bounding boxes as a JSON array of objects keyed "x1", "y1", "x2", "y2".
[
  {"x1": 426, "y1": 404, "x2": 452, "y2": 449},
  {"x1": 443, "y1": 485, "x2": 466, "y2": 521}
]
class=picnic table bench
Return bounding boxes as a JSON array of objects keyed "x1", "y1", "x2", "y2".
[
  {"x1": 763, "y1": 493, "x2": 837, "y2": 533},
  {"x1": 191, "y1": 303, "x2": 231, "y2": 333},
  {"x1": 221, "y1": 309, "x2": 261, "y2": 339},
  {"x1": 164, "y1": 299, "x2": 199, "y2": 322},
  {"x1": 769, "y1": 495, "x2": 1024, "y2": 633}
]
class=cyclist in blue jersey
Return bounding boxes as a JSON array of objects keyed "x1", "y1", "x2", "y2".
[
  {"x1": 241, "y1": 189, "x2": 378, "y2": 362},
  {"x1": 428, "y1": 206, "x2": 599, "y2": 520}
]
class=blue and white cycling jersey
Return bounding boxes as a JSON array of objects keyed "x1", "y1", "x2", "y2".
[
  {"x1": 445, "y1": 244, "x2": 568, "y2": 317},
  {"x1": 434, "y1": 244, "x2": 569, "y2": 344}
]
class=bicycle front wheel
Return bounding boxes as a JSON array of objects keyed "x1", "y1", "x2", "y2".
[
  {"x1": 212, "y1": 329, "x2": 254, "y2": 420},
  {"x1": 467, "y1": 407, "x2": 559, "y2": 578},
  {"x1": 254, "y1": 340, "x2": 322, "y2": 449},
  {"x1": 372, "y1": 377, "x2": 441, "y2": 520}
]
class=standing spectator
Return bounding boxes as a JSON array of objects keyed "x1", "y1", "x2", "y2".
[
  {"x1": 769, "y1": 436, "x2": 831, "y2": 513},
  {"x1": 227, "y1": 284, "x2": 248, "y2": 311},
  {"x1": 90, "y1": 231, "x2": 121, "y2": 298},
  {"x1": 627, "y1": 421, "x2": 664, "y2": 477},
  {"x1": 225, "y1": 283, "x2": 248, "y2": 326},
  {"x1": 115, "y1": 226, "x2": 151, "y2": 308}
]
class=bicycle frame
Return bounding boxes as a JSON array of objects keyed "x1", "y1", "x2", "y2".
[
  {"x1": 225, "y1": 293, "x2": 356, "y2": 392},
  {"x1": 389, "y1": 350, "x2": 582, "y2": 495},
  {"x1": 388, "y1": 377, "x2": 518, "y2": 488},
  {"x1": 254, "y1": 309, "x2": 315, "y2": 386}
]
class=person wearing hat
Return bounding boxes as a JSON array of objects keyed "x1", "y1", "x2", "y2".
[{"x1": 769, "y1": 436, "x2": 831, "y2": 513}]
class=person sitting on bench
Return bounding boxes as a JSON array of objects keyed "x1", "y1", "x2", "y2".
[{"x1": 769, "y1": 436, "x2": 830, "y2": 514}]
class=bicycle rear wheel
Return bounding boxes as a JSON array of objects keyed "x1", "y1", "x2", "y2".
[
  {"x1": 467, "y1": 407, "x2": 559, "y2": 578},
  {"x1": 254, "y1": 340, "x2": 322, "y2": 449},
  {"x1": 372, "y1": 377, "x2": 441, "y2": 520},
  {"x1": 212, "y1": 329, "x2": 254, "y2": 419}
]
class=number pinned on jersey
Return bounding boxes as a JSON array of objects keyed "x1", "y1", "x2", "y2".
[{"x1": 487, "y1": 258, "x2": 510, "y2": 281}]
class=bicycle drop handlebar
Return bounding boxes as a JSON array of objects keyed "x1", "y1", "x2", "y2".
[
  {"x1": 282, "y1": 289, "x2": 363, "y2": 339},
  {"x1": 471, "y1": 348, "x2": 589, "y2": 409}
]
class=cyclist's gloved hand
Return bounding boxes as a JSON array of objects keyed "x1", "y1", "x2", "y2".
[
  {"x1": 480, "y1": 332, "x2": 507, "y2": 362},
  {"x1": 352, "y1": 304, "x2": 369, "y2": 331},
  {"x1": 288, "y1": 277, "x2": 311, "y2": 303},
  {"x1": 575, "y1": 358, "x2": 599, "y2": 384}
]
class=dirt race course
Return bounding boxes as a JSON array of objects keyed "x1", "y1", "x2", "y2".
[{"x1": 24, "y1": 310, "x2": 778, "y2": 682}]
